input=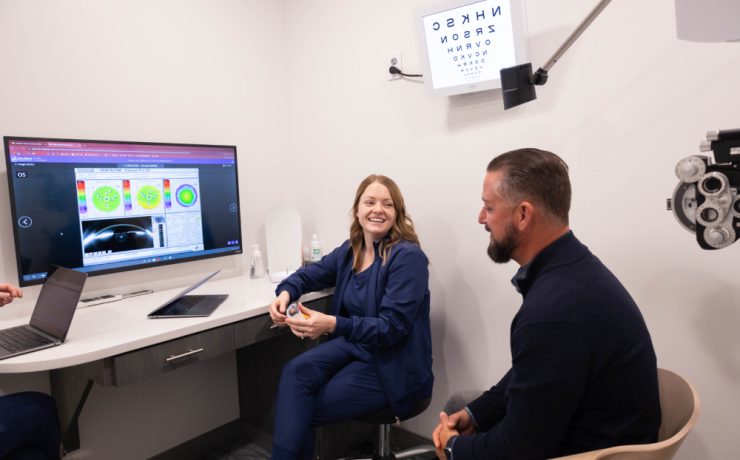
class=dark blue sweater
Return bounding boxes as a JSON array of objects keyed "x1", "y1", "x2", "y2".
[
  {"x1": 455, "y1": 231, "x2": 660, "y2": 459},
  {"x1": 276, "y1": 239, "x2": 433, "y2": 419}
]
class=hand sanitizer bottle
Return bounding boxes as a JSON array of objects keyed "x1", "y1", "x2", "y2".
[
  {"x1": 310, "y1": 234, "x2": 322, "y2": 262},
  {"x1": 250, "y1": 244, "x2": 265, "y2": 278}
]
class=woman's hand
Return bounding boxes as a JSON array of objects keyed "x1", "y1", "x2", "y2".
[
  {"x1": 268, "y1": 291, "x2": 291, "y2": 327},
  {"x1": 285, "y1": 304, "x2": 336, "y2": 340}
]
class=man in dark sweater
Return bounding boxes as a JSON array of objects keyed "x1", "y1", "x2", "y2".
[{"x1": 433, "y1": 148, "x2": 661, "y2": 460}]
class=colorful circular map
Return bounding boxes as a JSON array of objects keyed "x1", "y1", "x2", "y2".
[
  {"x1": 92, "y1": 186, "x2": 121, "y2": 212},
  {"x1": 137, "y1": 185, "x2": 161, "y2": 209},
  {"x1": 176, "y1": 184, "x2": 198, "y2": 207}
]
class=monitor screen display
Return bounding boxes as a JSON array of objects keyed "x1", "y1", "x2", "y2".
[
  {"x1": 418, "y1": 0, "x2": 527, "y2": 96},
  {"x1": 4, "y1": 136, "x2": 243, "y2": 286}
]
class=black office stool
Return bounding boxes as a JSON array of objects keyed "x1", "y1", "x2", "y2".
[{"x1": 350, "y1": 397, "x2": 435, "y2": 460}]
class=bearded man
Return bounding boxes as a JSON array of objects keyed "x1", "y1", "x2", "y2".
[{"x1": 433, "y1": 148, "x2": 661, "y2": 460}]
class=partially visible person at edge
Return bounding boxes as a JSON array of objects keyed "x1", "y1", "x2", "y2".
[
  {"x1": 1, "y1": 282, "x2": 64, "y2": 460},
  {"x1": 268, "y1": 174, "x2": 433, "y2": 460},
  {"x1": 433, "y1": 148, "x2": 660, "y2": 460}
]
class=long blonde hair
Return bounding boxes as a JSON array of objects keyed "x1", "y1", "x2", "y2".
[{"x1": 349, "y1": 175, "x2": 420, "y2": 271}]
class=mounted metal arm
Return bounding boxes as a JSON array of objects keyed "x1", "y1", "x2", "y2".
[
  {"x1": 500, "y1": 0, "x2": 613, "y2": 108},
  {"x1": 531, "y1": 0, "x2": 613, "y2": 85}
]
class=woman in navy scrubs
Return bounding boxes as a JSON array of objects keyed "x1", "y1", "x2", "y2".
[{"x1": 268, "y1": 174, "x2": 433, "y2": 460}]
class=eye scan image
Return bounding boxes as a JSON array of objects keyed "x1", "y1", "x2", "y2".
[
  {"x1": 176, "y1": 184, "x2": 198, "y2": 207},
  {"x1": 91, "y1": 185, "x2": 122, "y2": 212},
  {"x1": 82, "y1": 216, "x2": 154, "y2": 254},
  {"x1": 136, "y1": 184, "x2": 162, "y2": 210}
]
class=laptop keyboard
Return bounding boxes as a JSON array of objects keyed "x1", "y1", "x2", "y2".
[
  {"x1": 162, "y1": 295, "x2": 220, "y2": 315},
  {"x1": 165, "y1": 296, "x2": 203, "y2": 315},
  {"x1": 0, "y1": 326, "x2": 53, "y2": 353}
]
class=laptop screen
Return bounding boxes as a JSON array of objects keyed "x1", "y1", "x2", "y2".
[{"x1": 29, "y1": 267, "x2": 87, "y2": 340}]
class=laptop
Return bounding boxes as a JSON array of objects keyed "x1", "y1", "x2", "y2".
[
  {"x1": 0, "y1": 266, "x2": 88, "y2": 361},
  {"x1": 147, "y1": 270, "x2": 228, "y2": 318}
]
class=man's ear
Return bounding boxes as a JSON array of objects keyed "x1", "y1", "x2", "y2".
[{"x1": 514, "y1": 201, "x2": 535, "y2": 230}]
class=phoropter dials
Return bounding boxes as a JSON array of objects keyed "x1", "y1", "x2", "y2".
[{"x1": 668, "y1": 129, "x2": 740, "y2": 250}]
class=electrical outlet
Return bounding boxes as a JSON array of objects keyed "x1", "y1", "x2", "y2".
[{"x1": 388, "y1": 51, "x2": 402, "y2": 81}]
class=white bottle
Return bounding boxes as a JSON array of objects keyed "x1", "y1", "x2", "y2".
[
  {"x1": 310, "y1": 234, "x2": 322, "y2": 262},
  {"x1": 250, "y1": 244, "x2": 265, "y2": 278}
]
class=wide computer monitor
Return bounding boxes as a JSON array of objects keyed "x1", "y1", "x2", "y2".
[{"x1": 4, "y1": 136, "x2": 243, "y2": 286}]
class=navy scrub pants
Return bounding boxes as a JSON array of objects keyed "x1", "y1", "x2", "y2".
[
  {"x1": 0, "y1": 391, "x2": 60, "y2": 460},
  {"x1": 271, "y1": 336, "x2": 390, "y2": 460}
]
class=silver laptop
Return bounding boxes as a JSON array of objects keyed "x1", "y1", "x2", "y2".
[
  {"x1": 0, "y1": 266, "x2": 88, "y2": 360},
  {"x1": 147, "y1": 270, "x2": 228, "y2": 318}
]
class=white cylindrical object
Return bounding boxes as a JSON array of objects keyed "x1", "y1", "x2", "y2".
[
  {"x1": 310, "y1": 234, "x2": 322, "y2": 262},
  {"x1": 250, "y1": 244, "x2": 265, "y2": 278}
]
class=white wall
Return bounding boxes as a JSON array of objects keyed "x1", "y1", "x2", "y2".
[
  {"x1": 281, "y1": 1, "x2": 738, "y2": 459},
  {"x1": 0, "y1": 0, "x2": 738, "y2": 458},
  {"x1": 0, "y1": 0, "x2": 286, "y2": 458}
]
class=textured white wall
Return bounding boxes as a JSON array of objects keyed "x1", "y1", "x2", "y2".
[
  {"x1": 0, "y1": 0, "x2": 286, "y2": 458},
  {"x1": 1, "y1": 0, "x2": 738, "y2": 458},
  {"x1": 281, "y1": 1, "x2": 738, "y2": 459}
]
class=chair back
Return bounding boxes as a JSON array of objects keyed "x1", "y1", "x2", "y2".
[
  {"x1": 553, "y1": 368, "x2": 700, "y2": 460},
  {"x1": 656, "y1": 368, "x2": 699, "y2": 443}
]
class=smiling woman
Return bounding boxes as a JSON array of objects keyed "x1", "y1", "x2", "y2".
[
  {"x1": 356, "y1": 182, "x2": 396, "y2": 243},
  {"x1": 266, "y1": 174, "x2": 433, "y2": 460},
  {"x1": 349, "y1": 174, "x2": 420, "y2": 273}
]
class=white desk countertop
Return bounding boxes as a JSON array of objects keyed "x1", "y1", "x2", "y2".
[{"x1": 0, "y1": 275, "x2": 330, "y2": 374}]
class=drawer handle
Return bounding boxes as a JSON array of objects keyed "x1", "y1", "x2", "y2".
[{"x1": 165, "y1": 348, "x2": 204, "y2": 363}]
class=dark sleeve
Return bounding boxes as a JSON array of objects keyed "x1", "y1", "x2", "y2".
[
  {"x1": 335, "y1": 245, "x2": 428, "y2": 348},
  {"x1": 466, "y1": 368, "x2": 513, "y2": 431},
  {"x1": 452, "y1": 322, "x2": 591, "y2": 460},
  {"x1": 275, "y1": 243, "x2": 344, "y2": 300}
]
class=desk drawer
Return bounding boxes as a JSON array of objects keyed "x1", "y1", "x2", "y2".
[
  {"x1": 234, "y1": 297, "x2": 333, "y2": 349},
  {"x1": 234, "y1": 313, "x2": 285, "y2": 349},
  {"x1": 112, "y1": 326, "x2": 235, "y2": 387}
]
